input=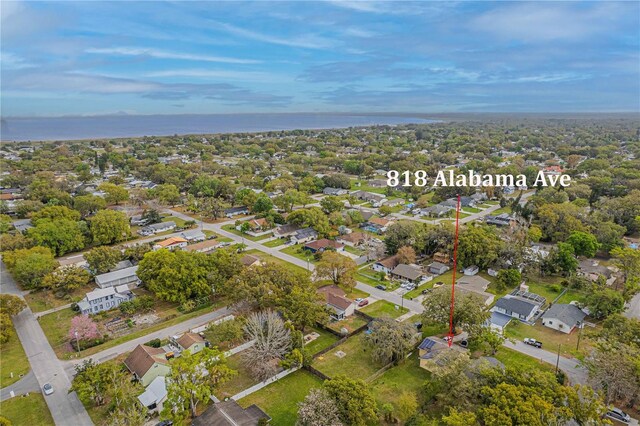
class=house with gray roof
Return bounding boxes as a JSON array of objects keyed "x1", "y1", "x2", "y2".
[
  {"x1": 95, "y1": 265, "x2": 140, "y2": 289},
  {"x1": 391, "y1": 264, "x2": 427, "y2": 284},
  {"x1": 491, "y1": 296, "x2": 538, "y2": 322},
  {"x1": 77, "y1": 284, "x2": 133, "y2": 315},
  {"x1": 541, "y1": 304, "x2": 586, "y2": 334},
  {"x1": 138, "y1": 221, "x2": 176, "y2": 236}
]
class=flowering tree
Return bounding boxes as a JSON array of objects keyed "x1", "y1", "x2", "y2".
[{"x1": 69, "y1": 315, "x2": 99, "y2": 350}]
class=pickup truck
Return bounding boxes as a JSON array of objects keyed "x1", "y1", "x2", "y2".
[{"x1": 523, "y1": 338, "x2": 542, "y2": 348}]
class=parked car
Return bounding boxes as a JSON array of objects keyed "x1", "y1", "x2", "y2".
[
  {"x1": 375, "y1": 284, "x2": 387, "y2": 291},
  {"x1": 605, "y1": 408, "x2": 631, "y2": 424},
  {"x1": 355, "y1": 298, "x2": 364, "y2": 303},
  {"x1": 358, "y1": 299, "x2": 369, "y2": 307},
  {"x1": 43, "y1": 383, "x2": 54, "y2": 395},
  {"x1": 523, "y1": 338, "x2": 542, "y2": 348},
  {"x1": 422, "y1": 288, "x2": 432, "y2": 295},
  {"x1": 156, "y1": 421, "x2": 174, "y2": 426},
  {"x1": 414, "y1": 322, "x2": 422, "y2": 330}
]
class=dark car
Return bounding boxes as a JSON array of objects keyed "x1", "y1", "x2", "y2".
[
  {"x1": 605, "y1": 408, "x2": 631, "y2": 424},
  {"x1": 414, "y1": 322, "x2": 423, "y2": 330},
  {"x1": 156, "y1": 421, "x2": 174, "y2": 426},
  {"x1": 375, "y1": 284, "x2": 387, "y2": 291}
]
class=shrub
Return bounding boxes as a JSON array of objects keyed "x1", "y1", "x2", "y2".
[{"x1": 146, "y1": 338, "x2": 162, "y2": 348}]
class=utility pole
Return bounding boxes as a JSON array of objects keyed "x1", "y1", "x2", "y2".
[
  {"x1": 555, "y1": 343, "x2": 561, "y2": 374},
  {"x1": 576, "y1": 321, "x2": 583, "y2": 351}
]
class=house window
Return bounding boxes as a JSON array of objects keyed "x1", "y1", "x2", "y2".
[{"x1": 548, "y1": 321, "x2": 553, "y2": 325}]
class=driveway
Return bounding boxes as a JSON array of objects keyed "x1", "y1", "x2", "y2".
[
  {"x1": 2, "y1": 259, "x2": 93, "y2": 426},
  {"x1": 624, "y1": 291, "x2": 640, "y2": 319}
]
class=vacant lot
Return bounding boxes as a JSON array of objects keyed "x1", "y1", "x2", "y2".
[
  {"x1": 493, "y1": 347, "x2": 555, "y2": 373},
  {"x1": 326, "y1": 315, "x2": 368, "y2": 334},
  {"x1": 370, "y1": 352, "x2": 430, "y2": 411},
  {"x1": 313, "y1": 334, "x2": 382, "y2": 380},
  {"x1": 242, "y1": 249, "x2": 310, "y2": 276},
  {"x1": 238, "y1": 370, "x2": 322, "y2": 425}
]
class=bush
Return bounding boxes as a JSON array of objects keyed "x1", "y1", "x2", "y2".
[
  {"x1": 146, "y1": 338, "x2": 162, "y2": 348},
  {"x1": 119, "y1": 295, "x2": 154, "y2": 315},
  {"x1": 204, "y1": 317, "x2": 245, "y2": 350}
]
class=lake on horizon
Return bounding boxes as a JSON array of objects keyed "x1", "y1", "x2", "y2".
[{"x1": 0, "y1": 113, "x2": 436, "y2": 142}]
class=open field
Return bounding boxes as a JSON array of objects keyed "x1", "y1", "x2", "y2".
[
  {"x1": 262, "y1": 238, "x2": 286, "y2": 248},
  {"x1": 0, "y1": 326, "x2": 30, "y2": 387},
  {"x1": 238, "y1": 370, "x2": 322, "y2": 425},
  {"x1": 214, "y1": 352, "x2": 259, "y2": 399}
]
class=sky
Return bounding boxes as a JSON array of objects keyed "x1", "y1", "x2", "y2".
[{"x1": 1, "y1": 1, "x2": 639, "y2": 117}]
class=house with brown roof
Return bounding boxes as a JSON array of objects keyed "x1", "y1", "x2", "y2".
[
  {"x1": 236, "y1": 218, "x2": 273, "y2": 236},
  {"x1": 183, "y1": 239, "x2": 219, "y2": 253},
  {"x1": 124, "y1": 344, "x2": 171, "y2": 386},
  {"x1": 241, "y1": 254, "x2": 263, "y2": 268},
  {"x1": 391, "y1": 264, "x2": 428, "y2": 284},
  {"x1": 317, "y1": 285, "x2": 354, "y2": 320},
  {"x1": 337, "y1": 232, "x2": 367, "y2": 247},
  {"x1": 193, "y1": 400, "x2": 270, "y2": 426},
  {"x1": 176, "y1": 332, "x2": 206, "y2": 355},
  {"x1": 303, "y1": 238, "x2": 345, "y2": 253},
  {"x1": 153, "y1": 236, "x2": 188, "y2": 251},
  {"x1": 373, "y1": 254, "x2": 400, "y2": 275}
]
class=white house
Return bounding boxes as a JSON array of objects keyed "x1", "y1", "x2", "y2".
[
  {"x1": 138, "y1": 221, "x2": 176, "y2": 236},
  {"x1": 180, "y1": 229, "x2": 206, "y2": 242},
  {"x1": 463, "y1": 265, "x2": 479, "y2": 276},
  {"x1": 137, "y1": 376, "x2": 167, "y2": 413},
  {"x1": 77, "y1": 285, "x2": 134, "y2": 315},
  {"x1": 491, "y1": 296, "x2": 538, "y2": 322},
  {"x1": 541, "y1": 304, "x2": 586, "y2": 334}
]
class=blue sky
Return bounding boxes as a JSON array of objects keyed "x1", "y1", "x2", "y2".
[{"x1": 1, "y1": 1, "x2": 638, "y2": 116}]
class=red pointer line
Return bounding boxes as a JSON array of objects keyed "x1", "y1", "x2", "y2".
[{"x1": 448, "y1": 194, "x2": 461, "y2": 348}]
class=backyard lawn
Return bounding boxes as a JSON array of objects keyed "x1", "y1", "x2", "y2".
[
  {"x1": 214, "y1": 352, "x2": 259, "y2": 399},
  {"x1": 370, "y1": 352, "x2": 430, "y2": 410},
  {"x1": 0, "y1": 393, "x2": 53, "y2": 426},
  {"x1": 238, "y1": 370, "x2": 322, "y2": 425},
  {"x1": 0, "y1": 326, "x2": 30, "y2": 387},
  {"x1": 326, "y1": 315, "x2": 369, "y2": 334},
  {"x1": 360, "y1": 300, "x2": 408, "y2": 319},
  {"x1": 405, "y1": 270, "x2": 454, "y2": 299},
  {"x1": 304, "y1": 327, "x2": 340, "y2": 355},
  {"x1": 313, "y1": 334, "x2": 382, "y2": 380}
]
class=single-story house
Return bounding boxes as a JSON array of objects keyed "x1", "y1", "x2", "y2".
[
  {"x1": 351, "y1": 190, "x2": 387, "y2": 207},
  {"x1": 318, "y1": 286, "x2": 354, "y2": 321},
  {"x1": 273, "y1": 223, "x2": 301, "y2": 239},
  {"x1": 577, "y1": 260, "x2": 616, "y2": 286},
  {"x1": 138, "y1": 221, "x2": 176, "y2": 236},
  {"x1": 491, "y1": 296, "x2": 538, "y2": 322},
  {"x1": 368, "y1": 217, "x2": 394, "y2": 232},
  {"x1": 180, "y1": 229, "x2": 206, "y2": 242},
  {"x1": 428, "y1": 262, "x2": 450, "y2": 275},
  {"x1": 192, "y1": 400, "x2": 270, "y2": 426},
  {"x1": 236, "y1": 218, "x2": 271, "y2": 235},
  {"x1": 137, "y1": 376, "x2": 167, "y2": 413},
  {"x1": 303, "y1": 238, "x2": 345, "y2": 253},
  {"x1": 183, "y1": 239, "x2": 218, "y2": 253},
  {"x1": 418, "y1": 337, "x2": 449, "y2": 371},
  {"x1": 176, "y1": 332, "x2": 206, "y2": 355},
  {"x1": 541, "y1": 304, "x2": 586, "y2": 334},
  {"x1": 383, "y1": 198, "x2": 404, "y2": 207},
  {"x1": 456, "y1": 286, "x2": 495, "y2": 306},
  {"x1": 290, "y1": 227, "x2": 318, "y2": 244},
  {"x1": 391, "y1": 264, "x2": 426, "y2": 284},
  {"x1": 487, "y1": 311, "x2": 512, "y2": 334},
  {"x1": 337, "y1": 232, "x2": 367, "y2": 247},
  {"x1": 77, "y1": 284, "x2": 134, "y2": 315},
  {"x1": 456, "y1": 275, "x2": 494, "y2": 305},
  {"x1": 485, "y1": 213, "x2": 515, "y2": 227},
  {"x1": 224, "y1": 206, "x2": 250, "y2": 218},
  {"x1": 423, "y1": 205, "x2": 451, "y2": 218},
  {"x1": 367, "y1": 179, "x2": 387, "y2": 188},
  {"x1": 463, "y1": 265, "x2": 479, "y2": 276},
  {"x1": 373, "y1": 255, "x2": 400, "y2": 275},
  {"x1": 130, "y1": 215, "x2": 148, "y2": 226},
  {"x1": 95, "y1": 265, "x2": 140, "y2": 289},
  {"x1": 241, "y1": 254, "x2": 264, "y2": 268},
  {"x1": 153, "y1": 237, "x2": 188, "y2": 251},
  {"x1": 124, "y1": 344, "x2": 171, "y2": 387},
  {"x1": 323, "y1": 187, "x2": 348, "y2": 196}
]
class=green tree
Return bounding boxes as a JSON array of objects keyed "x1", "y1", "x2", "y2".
[
  {"x1": 73, "y1": 195, "x2": 106, "y2": 217},
  {"x1": 442, "y1": 408, "x2": 477, "y2": 426},
  {"x1": 421, "y1": 286, "x2": 490, "y2": 336},
  {"x1": 458, "y1": 225, "x2": 503, "y2": 269},
  {"x1": 85, "y1": 246, "x2": 123, "y2": 274},
  {"x1": 0, "y1": 294, "x2": 27, "y2": 344},
  {"x1": 323, "y1": 375, "x2": 378, "y2": 426},
  {"x1": 90, "y1": 210, "x2": 131, "y2": 245},
  {"x1": 98, "y1": 183, "x2": 129, "y2": 205},
  {"x1": 585, "y1": 288, "x2": 625, "y2": 319},
  {"x1": 31, "y1": 205, "x2": 81, "y2": 222},
  {"x1": 3, "y1": 246, "x2": 58, "y2": 289},
  {"x1": 320, "y1": 196, "x2": 344, "y2": 215},
  {"x1": 396, "y1": 391, "x2": 419, "y2": 423},
  {"x1": 162, "y1": 347, "x2": 235, "y2": 421},
  {"x1": 252, "y1": 193, "x2": 273, "y2": 214},
  {"x1": 378, "y1": 205, "x2": 393, "y2": 216},
  {"x1": 287, "y1": 207, "x2": 331, "y2": 237},
  {"x1": 495, "y1": 269, "x2": 521, "y2": 292},
  {"x1": 364, "y1": 317, "x2": 416, "y2": 364},
  {"x1": 566, "y1": 231, "x2": 599, "y2": 257},
  {"x1": 153, "y1": 183, "x2": 181, "y2": 206},
  {"x1": 552, "y1": 242, "x2": 578, "y2": 275},
  {"x1": 315, "y1": 251, "x2": 357, "y2": 290},
  {"x1": 27, "y1": 218, "x2": 86, "y2": 256},
  {"x1": 42, "y1": 266, "x2": 91, "y2": 296}
]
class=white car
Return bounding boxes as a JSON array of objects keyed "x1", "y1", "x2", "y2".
[
  {"x1": 605, "y1": 408, "x2": 631, "y2": 424},
  {"x1": 43, "y1": 383, "x2": 54, "y2": 395}
]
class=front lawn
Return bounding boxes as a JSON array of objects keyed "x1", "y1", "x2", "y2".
[
  {"x1": 504, "y1": 320, "x2": 592, "y2": 358},
  {"x1": 262, "y1": 238, "x2": 286, "y2": 248},
  {"x1": 313, "y1": 334, "x2": 381, "y2": 380},
  {"x1": 360, "y1": 300, "x2": 408, "y2": 319},
  {"x1": 493, "y1": 347, "x2": 555, "y2": 373},
  {"x1": 343, "y1": 245, "x2": 365, "y2": 256},
  {"x1": 0, "y1": 393, "x2": 54, "y2": 426},
  {"x1": 280, "y1": 245, "x2": 317, "y2": 264},
  {"x1": 0, "y1": 326, "x2": 30, "y2": 387},
  {"x1": 238, "y1": 370, "x2": 322, "y2": 425},
  {"x1": 221, "y1": 224, "x2": 273, "y2": 241},
  {"x1": 243, "y1": 249, "x2": 310, "y2": 276},
  {"x1": 462, "y1": 206, "x2": 482, "y2": 213}
]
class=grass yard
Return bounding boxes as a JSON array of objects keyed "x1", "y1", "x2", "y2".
[
  {"x1": 326, "y1": 315, "x2": 369, "y2": 334},
  {"x1": 462, "y1": 206, "x2": 482, "y2": 213},
  {"x1": 360, "y1": 300, "x2": 409, "y2": 319},
  {"x1": 345, "y1": 287, "x2": 370, "y2": 300},
  {"x1": 304, "y1": 327, "x2": 340, "y2": 355},
  {"x1": 262, "y1": 238, "x2": 286, "y2": 248},
  {"x1": 0, "y1": 393, "x2": 54, "y2": 426},
  {"x1": 405, "y1": 270, "x2": 454, "y2": 299},
  {"x1": 0, "y1": 326, "x2": 30, "y2": 387},
  {"x1": 522, "y1": 276, "x2": 565, "y2": 304},
  {"x1": 356, "y1": 269, "x2": 389, "y2": 289},
  {"x1": 162, "y1": 214, "x2": 191, "y2": 228},
  {"x1": 490, "y1": 206, "x2": 512, "y2": 215},
  {"x1": 493, "y1": 347, "x2": 555, "y2": 373},
  {"x1": 214, "y1": 352, "x2": 260, "y2": 399},
  {"x1": 243, "y1": 249, "x2": 310, "y2": 276},
  {"x1": 238, "y1": 370, "x2": 322, "y2": 425},
  {"x1": 24, "y1": 282, "x2": 95, "y2": 313},
  {"x1": 555, "y1": 289, "x2": 589, "y2": 305},
  {"x1": 344, "y1": 245, "x2": 365, "y2": 256},
  {"x1": 370, "y1": 352, "x2": 430, "y2": 410},
  {"x1": 504, "y1": 320, "x2": 592, "y2": 359},
  {"x1": 280, "y1": 245, "x2": 318, "y2": 264},
  {"x1": 221, "y1": 224, "x2": 273, "y2": 241},
  {"x1": 313, "y1": 334, "x2": 381, "y2": 380}
]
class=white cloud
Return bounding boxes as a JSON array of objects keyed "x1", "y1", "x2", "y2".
[
  {"x1": 85, "y1": 47, "x2": 261, "y2": 64},
  {"x1": 212, "y1": 21, "x2": 336, "y2": 49},
  {"x1": 144, "y1": 69, "x2": 280, "y2": 82}
]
